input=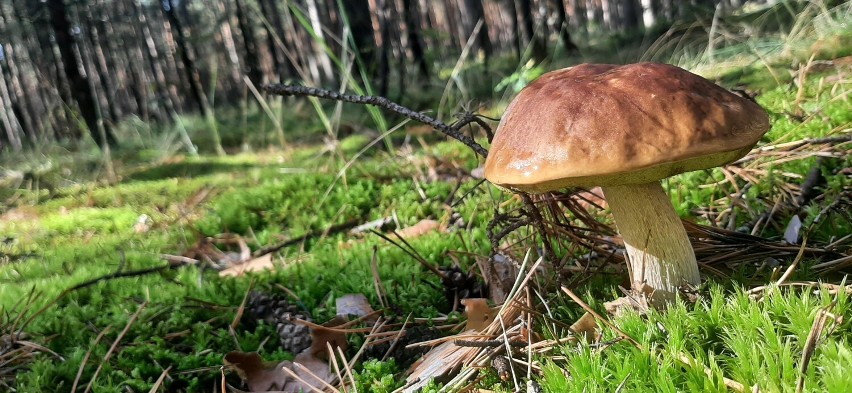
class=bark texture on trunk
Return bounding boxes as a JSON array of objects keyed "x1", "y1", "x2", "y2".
[{"x1": 46, "y1": 0, "x2": 117, "y2": 149}]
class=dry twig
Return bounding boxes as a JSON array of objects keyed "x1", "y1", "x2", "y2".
[{"x1": 262, "y1": 84, "x2": 489, "y2": 157}]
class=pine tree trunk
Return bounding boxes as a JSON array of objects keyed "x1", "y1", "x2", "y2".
[
  {"x1": 0, "y1": 3, "x2": 41, "y2": 144},
  {"x1": 305, "y1": 0, "x2": 334, "y2": 82},
  {"x1": 0, "y1": 58, "x2": 23, "y2": 151},
  {"x1": 641, "y1": 0, "x2": 656, "y2": 28},
  {"x1": 402, "y1": 0, "x2": 429, "y2": 79},
  {"x1": 458, "y1": 0, "x2": 492, "y2": 59},
  {"x1": 83, "y1": 2, "x2": 120, "y2": 123},
  {"x1": 133, "y1": 0, "x2": 176, "y2": 123},
  {"x1": 161, "y1": 0, "x2": 224, "y2": 155},
  {"x1": 377, "y1": 0, "x2": 391, "y2": 96},
  {"x1": 262, "y1": 0, "x2": 300, "y2": 77},
  {"x1": 217, "y1": 0, "x2": 245, "y2": 90},
  {"x1": 496, "y1": 0, "x2": 521, "y2": 60},
  {"x1": 31, "y1": 0, "x2": 76, "y2": 139},
  {"x1": 257, "y1": 0, "x2": 285, "y2": 82},
  {"x1": 341, "y1": 0, "x2": 377, "y2": 79},
  {"x1": 550, "y1": 0, "x2": 579, "y2": 51},
  {"x1": 621, "y1": 0, "x2": 641, "y2": 30},
  {"x1": 234, "y1": 0, "x2": 264, "y2": 87},
  {"x1": 46, "y1": 0, "x2": 117, "y2": 149},
  {"x1": 517, "y1": 0, "x2": 546, "y2": 62}
]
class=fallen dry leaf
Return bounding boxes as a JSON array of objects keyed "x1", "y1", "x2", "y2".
[
  {"x1": 224, "y1": 351, "x2": 291, "y2": 391},
  {"x1": 604, "y1": 286, "x2": 652, "y2": 317},
  {"x1": 396, "y1": 219, "x2": 443, "y2": 239},
  {"x1": 224, "y1": 349, "x2": 336, "y2": 393},
  {"x1": 219, "y1": 254, "x2": 274, "y2": 277},
  {"x1": 461, "y1": 298, "x2": 495, "y2": 331},
  {"x1": 309, "y1": 316, "x2": 349, "y2": 360},
  {"x1": 283, "y1": 350, "x2": 336, "y2": 392},
  {"x1": 569, "y1": 312, "x2": 600, "y2": 343}
]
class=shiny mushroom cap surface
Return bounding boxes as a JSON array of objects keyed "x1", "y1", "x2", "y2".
[{"x1": 484, "y1": 62, "x2": 770, "y2": 192}]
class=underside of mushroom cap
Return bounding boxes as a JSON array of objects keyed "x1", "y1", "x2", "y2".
[{"x1": 484, "y1": 62, "x2": 771, "y2": 193}]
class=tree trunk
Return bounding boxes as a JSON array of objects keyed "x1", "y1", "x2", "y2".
[
  {"x1": 234, "y1": 0, "x2": 264, "y2": 87},
  {"x1": 30, "y1": 0, "x2": 76, "y2": 139},
  {"x1": 134, "y1": 0, "x2": 175, "y2": 123},
  {"x1": 620, "y1": 0, "x2": 641, "y2": 30},
  {"x1": 83, "y1": 2, "x2": 120, "y2": 123},
  {"x1": 517, "y1": 0, "x2": 546, "y2": 62},
  {"x1": 458, "y1": 0, "x2": 492, "y2": 59},
  {"x1": 549, "y1": 0, "x2": 579, "y2": 51},
  {"x1": 161, "y1": 0, "x2": 224, "y2": 155},
  {"x1": 402, "y1": 0, "x2": 429, "y2": 79},
  {"x1": 0, "y1": 57, "x2": 23, "y2": 151},
  {"x1": 305, "y1": 0, "x2": 334, "y2": 82},
  {"x1": 217, "y1": 0, "x2": 245, "y2": 90},
  {"x1": 262, "y1": 0, "x2": 299, "y2": 77},
  {"x1": 0, "y1": 2, "x2": 41, "y2": 145},
  {"x1": 257, "y1": 0, "x2": 285, "y2": 82},
  {"x1": 640, "y1": 0, "x2": 656, "y2": 28},
  {"x1": 376, "y1": 0, "x2": 391, "y2": 96},
  {"x1": 46, "y1": 0, "x2": 117, "y2": 149},
  {"x1": 600, "y1": 0, "x2": 612, "y2": 30},
  {"x1": 341, "y1": 0, "x2": 377, "y2": 80},
  {"x1": 496, "y1": 0, "x2": 521, "y2": 60},
  {"x1": 161, "y1": 0, "x2": 204, "y2": 113}
]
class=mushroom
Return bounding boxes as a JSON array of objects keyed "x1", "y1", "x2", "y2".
[{"x1": 484, "y1": 63, "x2": 770, "y2": 306}]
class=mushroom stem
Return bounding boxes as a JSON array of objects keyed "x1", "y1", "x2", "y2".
[{"x1": 601, "y1": 182, "x2": 700, "y2": 305}]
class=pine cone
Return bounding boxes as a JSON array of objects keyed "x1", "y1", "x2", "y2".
[
  {"x1": 439, "y1": 265, "x2": 486, "y2": 310},
  {"x1": 245, "y1": 291, "x2": 313, "y2": 354}
]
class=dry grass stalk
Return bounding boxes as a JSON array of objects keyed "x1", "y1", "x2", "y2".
[
  {"x1": 1, "y1": 289, "x2": 61, "y2": 389},
  {"x1": 796, "y1": 304, "x2": 843, "y2": 393},
  {"x1": 147, "y1": 366, "x2": 172, "y2": 393},
  {"x1": 280, "y1": 365, "x2": 334, "y2": 393},
  {"x1": 71, "y1": 326, "x2": 113, "y2": 392},
  {"x1": 684, "y1": 221, "x2": 846, "y2": 269},
  {"x1": 747, "y1": 281, "x2": 852, "y2": 304},
  {"x1": 84, "y1": 301, "x2": 148, "y2": 393},
  {"x1": 325, "y1": 343, "x2": 347, "y2": 393},
  {"x1": 398, "y1": 256, "x2": 542, "y2": 392},
  {"x1": 336, "y1": 346, "x2": 357, "y2": 392}
]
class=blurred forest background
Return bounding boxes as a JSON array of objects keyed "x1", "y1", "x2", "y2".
[{"x1": 0, "y1": 0, "x2": 809, "y2": 154}]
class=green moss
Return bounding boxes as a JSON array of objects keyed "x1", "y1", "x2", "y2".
[{"x1": 536, "y1": 284, "x2": 852, "y2": 392}]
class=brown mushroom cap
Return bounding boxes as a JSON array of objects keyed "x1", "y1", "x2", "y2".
[{"x1": 484, "y1": 62, "x2": 771, "y2": 192}]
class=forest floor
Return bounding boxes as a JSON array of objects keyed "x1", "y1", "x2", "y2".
[{"x1": 2, "y1": 11, "x2": 852, "y2": 393}]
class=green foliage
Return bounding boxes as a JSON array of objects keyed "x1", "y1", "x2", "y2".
[
  {"x1": 494, "y1": 60, "x2": 545, "y2": 93},
  {"x1": 40, "y1": 207, "x2": 139, "y2": 236},
  {"x1": 537, "y1": 284, "x2": 852, "y2": 392},
  {"x1": 354, "y1": 359, "x2": 403, "y2": 393}
]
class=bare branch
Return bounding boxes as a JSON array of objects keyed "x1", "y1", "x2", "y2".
[{"x1": 261, "y1": 84, "x2": 490, "y2": 158}]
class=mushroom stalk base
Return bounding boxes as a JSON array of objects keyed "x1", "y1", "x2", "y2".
[{"x1": 602, "y1": 182, "x2": 700, "y2": 306}]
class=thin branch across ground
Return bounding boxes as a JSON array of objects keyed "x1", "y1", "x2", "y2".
[{"x1": 261, "y1": 84, "x2": 490, "y2": 158}]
